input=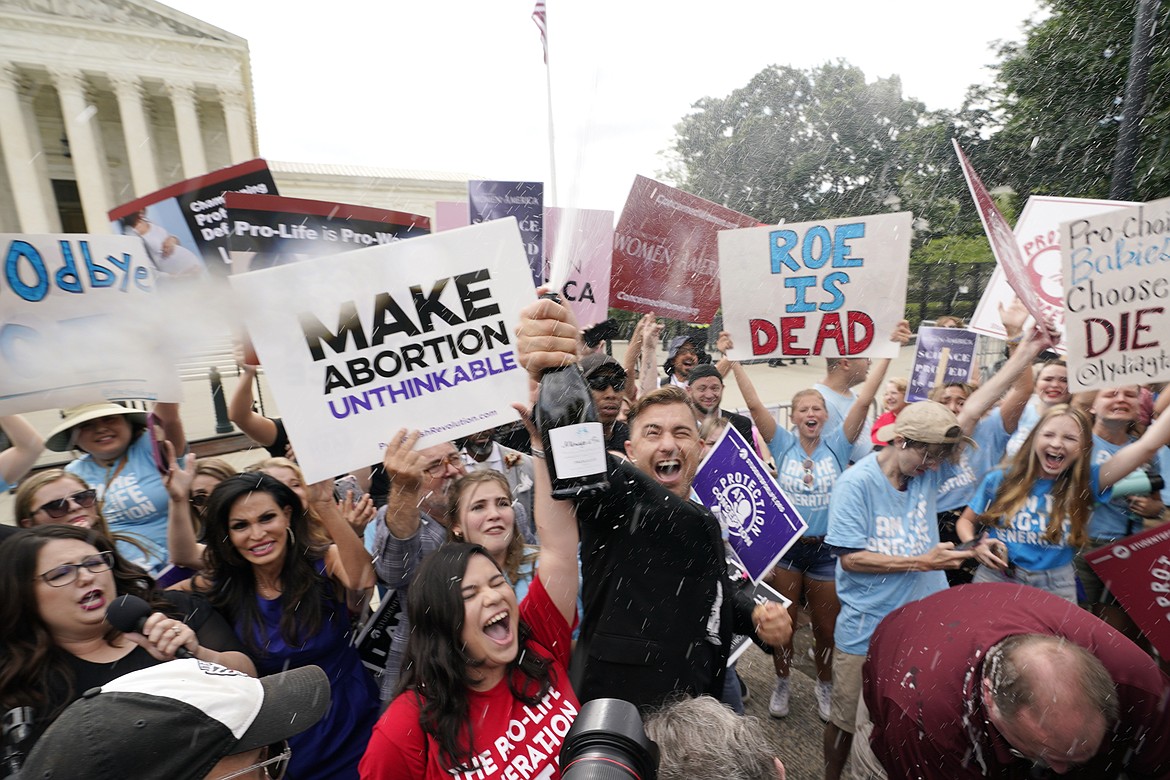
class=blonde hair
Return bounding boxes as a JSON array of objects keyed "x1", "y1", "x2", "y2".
[
  {"x1": 446, "y1": 470, "x2": 533, "y2": 585},
  {"x1": 14, "y1": 470, "x2": 112, "y2": 537},
  {"x1": 977, "y1": 405, "x2": 1093, "y2": 547}
]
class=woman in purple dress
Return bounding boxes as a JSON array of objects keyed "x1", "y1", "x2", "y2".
[{"x1": 196, "y1": 472, "x2": 378, "y2": 780}]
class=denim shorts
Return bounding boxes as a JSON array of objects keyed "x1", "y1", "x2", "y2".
[
  {"x1": 972, "y1": 561, "x2": 1077, "y2": 603},
  {"x1": 774, "y1": 539, "x2": 837, "y2": 581}
]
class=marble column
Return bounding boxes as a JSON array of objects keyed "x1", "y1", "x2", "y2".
[
  {"x1": 110, "y1": 73, "x2": 159, "y2": 196},
  {"x1": 50, "y1": 67, "x2": 111, "y2": 233},
  {"x1": 219, "y1": 86, "x2": 253, "y2": 164},
  {"x1": 0, "y1": 63, "x2": 55, "y2": 232},
  {"x1": 166, "y1": 79, "x2": 207, "y2": 178}
]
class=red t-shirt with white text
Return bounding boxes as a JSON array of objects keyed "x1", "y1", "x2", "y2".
[{"x1": 360, "y1": 575, "x2": 578, "y2": 780}]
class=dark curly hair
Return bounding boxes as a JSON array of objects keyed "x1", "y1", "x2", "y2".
[
  {"x1": 196, "y1": 472, "x2": 336, "y2": 657},
  {"x1": 0, "y1": 525, "x2": 175, "y2": 718},
  {"x1": 397, "y1": 543, "x2": 551, "y2": 772}
]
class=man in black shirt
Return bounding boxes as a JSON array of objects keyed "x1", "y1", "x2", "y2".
[
  {"x1": 686, "y1": 363, "x2": 753, "y2": 444},
  {"x1": 579, "y1": 352, "x2": 631, "y2": 455}
]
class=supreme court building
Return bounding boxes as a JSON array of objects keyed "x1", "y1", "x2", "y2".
[{"x1": 0, "y1": 0, "x2": 465, "y2": 235}]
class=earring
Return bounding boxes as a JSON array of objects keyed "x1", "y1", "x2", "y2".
[{"x1": 287, "y1": 527, "x2": 296, "y2": 547}]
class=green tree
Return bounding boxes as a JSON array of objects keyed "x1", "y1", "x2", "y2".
[
  {"x1": 980, "y1": 0, "x2": 1170, "y2": 201},
  {"x1": 668, "y1": 61, "x2": 928, "y2": 225}
]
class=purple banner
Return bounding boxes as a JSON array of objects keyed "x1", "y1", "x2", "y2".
[
  {"x1": 692, "y1": 425, "x2": 807, "y2": 582},
  {"x1": 908, "y1": 327, "x2": 978, "y2": 402},
  {"x1": 469, "y1": 180, "x2": 543, "y2": 286}
]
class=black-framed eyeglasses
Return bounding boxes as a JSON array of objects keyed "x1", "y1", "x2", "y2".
[
  {"x1": 587, "y1": 374, "x2": 626, "y2": 393},
  {"x1": 34, "y1": 489, "x2": 98, "y2": 518},
  {"x1": 423, "y1": 453, "x2": 463, "y2": 478},
  {"x1": 36, "y1": 551, "x2": 114, "y2": 587},
  {"x1": 214, "y1": 741, "x2": 291, "y2": 780}
]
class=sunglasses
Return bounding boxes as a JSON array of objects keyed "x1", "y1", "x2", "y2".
[
  {"x1": 190, "y1": 492, "x2": 210, "y2": 510},
  {"x1": 587, "y1": 374, "x2": 626, "y2": 393},
  {"x1": 34, "y1": 489, "x2": 98, "y2": 518},
  {"x1": 214, "y1": 741, "x2": 291, "y2": 780},
  {"x1": 36, "y1": 551, "x2": 114, "y2": 587},
  {"x1": 802, "y1": 458, "x2": 815, "y2": 489}
]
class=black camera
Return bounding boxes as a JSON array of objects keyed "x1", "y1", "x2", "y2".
[{"x1": 560, "y1": 699, "x2": 658, "y2": 780}]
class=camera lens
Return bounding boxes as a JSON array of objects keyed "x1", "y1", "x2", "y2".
[{"x1": 560, "y1": 699, "x2": 658, "y2": 780}]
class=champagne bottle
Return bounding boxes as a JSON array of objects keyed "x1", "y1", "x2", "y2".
[{"x1": 535, "y1": 296, "x2": 610, "y2": 499}]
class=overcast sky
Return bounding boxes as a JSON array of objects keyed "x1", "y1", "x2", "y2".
[{"x1": 165, "y1": 0, "x2": 1043, "y2": 216}]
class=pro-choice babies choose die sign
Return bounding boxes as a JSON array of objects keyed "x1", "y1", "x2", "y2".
[
  {"x1": 718, "y1": 212, "x2": 911, "y2": 361},
  {"x1": 230, "y1": 218, "x2": 537, "y2": 483}
]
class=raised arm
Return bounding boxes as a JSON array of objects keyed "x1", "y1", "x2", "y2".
[
  {"x1": 379, "y1": 430, "x2": 425, "y2": 540},
  {"x1": 957, "y1": 325, "x2": 1050, "y2": 436},
  {"x1": 717, "y1": 332, "x2": 778, "y2": 443},
  {"x1": 639, "y1": 317, "x2": 663, "y2": 395},
  {"x1": 316, "y1": 477, "x2": 376, "y2": 591},
  {"x1": 623, "y1": 314, "x2": 648, "y2": 403},
  {"x1": 843, "y1": 321, "x2": 911, "y2": 443},
  {"x1": 163, "y1": 442, "x2": 204, "y2": 570},
  {"x1": 227, "y1": 362, "x2": 280, "y2": 447},
  {"x1": 1099, "y1": 408, "x2": 1170, "y2": 489},
  {"x1": 995, "y1": 298, "x2": 1037, "y2": 433},
  {"x1": 0, "y1": 415, "x2": 42, "y2": 485},
  {"x1": 516, "y1": 291, "x2": 584, "y2": 622},
  {"x1": 152, "y1": 402, "x2": 186, "y2": 456}
]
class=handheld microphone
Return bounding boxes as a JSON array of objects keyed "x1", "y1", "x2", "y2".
[{"x1": 106, "y1": 594, "x2": 194, "y2": 659}]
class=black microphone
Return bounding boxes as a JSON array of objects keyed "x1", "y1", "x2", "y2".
[{"x1": 106, "y1": 594, "x2": 194, "y2": 659}]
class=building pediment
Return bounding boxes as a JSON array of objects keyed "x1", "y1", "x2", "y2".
[{"x1": 0, "y1": 0, "x2": 241, "y2": 43}]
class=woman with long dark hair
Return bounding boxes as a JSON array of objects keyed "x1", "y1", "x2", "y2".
[
  {"x1": 0, "y1": 525, "x2": 252, "y2": 756},
  {"x1": 195, "y1": 472, "x2": 378, "y2": 780},
  {"x1": 361, "y1": 417, "x2": 580, "y2": 780}
]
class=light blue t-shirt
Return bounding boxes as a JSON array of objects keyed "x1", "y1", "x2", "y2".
[
  {"x1": 1004, "y1": 401, "x2": 1042, "y2": 458},
  {"x1": 67, "y1": 432, "x2": 169, "y2": 573},
  {"x1": 936, "y1": 409, "x2": 1012, "y2": 512},
  {"x1": 813, "y1": 383, "x2": 873, "y2": 464},
  {"x1": 768, "y1": 424, "x2": 852, "y2": 537},
  {"x1": 825, "y1": 454, "x2": 952, "y2": 655},
  {"x1": 969, "y1": 465, "x2": 1107, "y2": 570},
  {"x1": 1089, "y1": 435, "x2": 1170, "y2": 540}
]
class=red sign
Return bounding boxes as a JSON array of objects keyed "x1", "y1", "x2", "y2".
[
  {"x1": 952, "y1": 141, "x2": 1054, "y2": 333},
  {"x1": 610, "y1": 175, "x2": 759, "y2": 323},
  {"x1": 1084, "y1": 524, "x2": 1170, "y2": 659}
]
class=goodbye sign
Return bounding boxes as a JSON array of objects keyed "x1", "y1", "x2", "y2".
[
  {"x1": 230, "y1": 219, "x2": 536, "y2": 483},
  {"x1": 0, "y1": 234, "x2": 180, "y2": 413},
  {"x1": 719, "y1": 212, "x2": 911, "y2": 360}
]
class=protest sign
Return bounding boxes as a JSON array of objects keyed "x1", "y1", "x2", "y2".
[
  {"x1": 908, "y1": 327, "x2": 978, "y2": 402},
  {"x1": 953, "y1": 141, "x2": 1062, "y2": 333},
  {"x1": 0, "y1": 234, "x2": 180, "y2": 414},
  {"x1": 1084, "y1": 523, "x2": 1170, "y2": 660},
  {"x1": 691, "y1": 425, "x2": 807, "y2": 582},
  {"x1": 434, "y1": 200, "x2": 471, "y2": 232},
  {"x1": 543, "y1": 207, "x2": 613, "y2": 328},
  {"x1": 725, "y1": 553, "x2": 791, "y2": 667},
  {"x1": 229, "y1": 218, "x2": 536, "y2": 483},
  {"x1": 610, "y1": 175, "x2": 759, "y2": 323},
  {"x1": 469, "y1": 181, "x2": 543, "y2": 286},
  {"x1": 224, "y1": 193, "x2": 429, "y2": 273},
  {"x1": 1060, "y1": 196, "x2": 1170, "y2": 391},
  {"x1": 719, "y1": 212, "x2": 911, "y2": 360},
  {"x1": 970, "y1": 195, "x2": 1135, "y2": 348},
  {"x1": 108, "y1": 158, "x2": 278, "y2": 276}
]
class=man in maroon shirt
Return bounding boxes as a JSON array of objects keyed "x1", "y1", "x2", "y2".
[{"x1": 860, "y1": 583, "x2": 1170, "y2": 780}]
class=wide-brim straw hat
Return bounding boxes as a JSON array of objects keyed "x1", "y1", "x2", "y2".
[{"x1": 45, "y1": 402, "x2": 148, "y2": 452}]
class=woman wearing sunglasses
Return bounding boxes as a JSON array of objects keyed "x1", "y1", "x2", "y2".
[
  {"x1": 194, "y1": 472, "x2": 379, "y2": 780},
  {"x1": 45, "y1": 401, "x2": 187, "y2": 575},
  {"x1": 0, "y1": 525, "x2": 254, "y2": 759},
  {"x1": 15, "y1": 470, "x2": 108, "y2": 533},
  {"x1": 720, "y1": 325, "x2": 907, "y2": 722}
]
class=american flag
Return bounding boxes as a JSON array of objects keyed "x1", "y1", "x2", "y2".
[{"x1": 532, "y1": 0, "x2": 547, "y2": 63}]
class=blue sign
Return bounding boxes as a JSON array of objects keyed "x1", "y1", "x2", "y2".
[
  {"x1": 469, "y1": 180, "x2": 543, "y2": 287},
  {"x1": 908, "y1": 326, "x2": 978, "y2": 402}
]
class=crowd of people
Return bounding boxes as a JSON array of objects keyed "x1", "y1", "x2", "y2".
[{"x1": 1, "y1": 297, "x2": 1168, "y2": 780}]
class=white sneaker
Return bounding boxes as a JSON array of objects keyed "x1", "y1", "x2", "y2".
[
  {"x1": 768, "y1": 677, "x2": 790, "y2": 718},
  {"x1": 815, "y1": 681, "x2": 833, "y2": 722}
]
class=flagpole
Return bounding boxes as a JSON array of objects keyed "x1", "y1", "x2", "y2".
[{"x1": 541, "y1": 4, "x2": 557, "y2": 207}]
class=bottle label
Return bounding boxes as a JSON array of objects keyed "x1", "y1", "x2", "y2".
[{"x1": 548, "y1": 422, "x2": 606, "y2": 479}]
